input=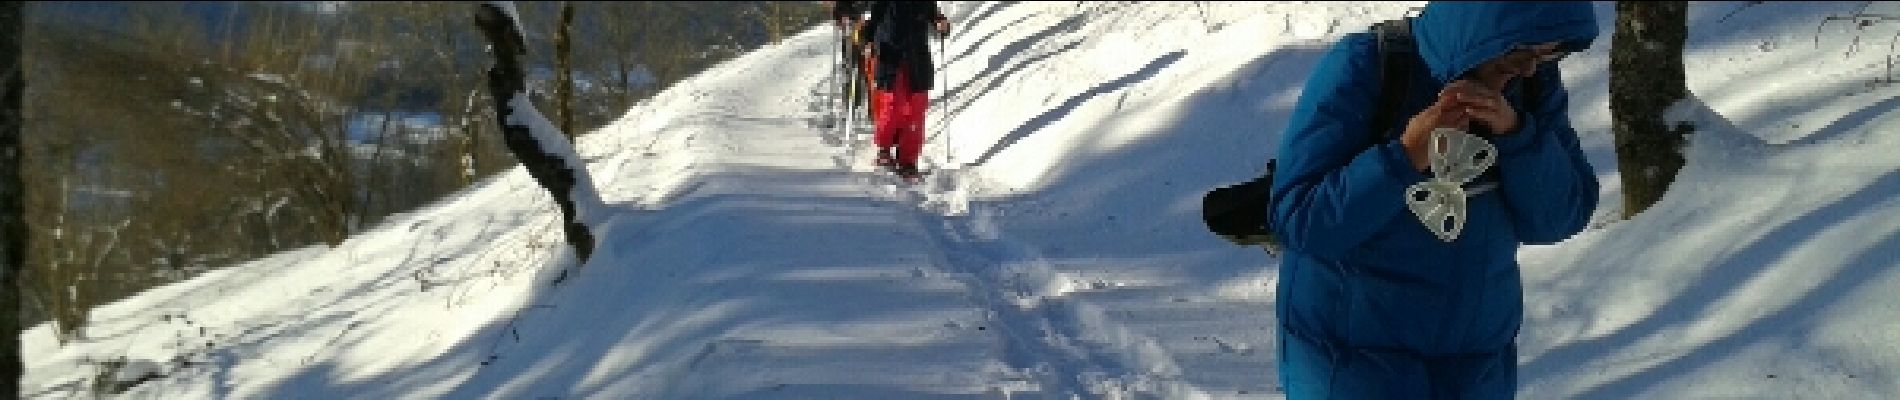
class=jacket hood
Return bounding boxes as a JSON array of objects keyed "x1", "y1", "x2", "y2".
[{"x1": 1412, "y1": 1, "x2": 1599, "y2": 83}]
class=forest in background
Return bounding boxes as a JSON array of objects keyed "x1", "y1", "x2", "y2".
[{"x1": 18, "y1": 1, "x2": 825, "y2": 341}]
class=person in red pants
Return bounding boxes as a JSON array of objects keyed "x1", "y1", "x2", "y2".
[{"x1": 861, "y1": 1, "x2": 948, "y2": 180}]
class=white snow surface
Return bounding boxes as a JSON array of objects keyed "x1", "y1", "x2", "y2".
[{"x1": 23, "y1": 2, "x2": 1900, "y2": 398}]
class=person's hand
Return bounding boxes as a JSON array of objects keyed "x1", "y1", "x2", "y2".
[
  {"x1": 935, "y1": 20, "x2": 950, "y2": 37},
  {"x1": 1442, "y1": 80, "x2": 1518, "y2": 135},
  {"x1": 1401, "y1": 89, "x2": 1473, "y2": 172},
  {"x1": 862, "y1": 45, "x2": 875, "y2": 60}
]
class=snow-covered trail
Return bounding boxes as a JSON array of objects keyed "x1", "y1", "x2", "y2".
[
  {"x1": 27, "y1": 15, "x2": 1271, "y2": 397},
  {"x1": 430, "y1": 20, "x2": 1275, "y2": 397},
  {"x1": 33, "y1": 1, "x2": 1900, "y2": 399},
  {"x1": 24, "y1": 2, "x2": 1366, "y2": 398},
  {"x1": 455, "y1": 44, "x2": 1016, "y2": 397},
  {"x1": 613, "y1": 22, "x2": 1274, "y2": 397},
  {"x1": 387, "y1": 30, "x2": 1041, "y2": 398}
]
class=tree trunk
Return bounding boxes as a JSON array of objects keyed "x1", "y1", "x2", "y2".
[
  {"x1": 475, "y1": 3, "x2": 595, "y2": 261},
  {"x1": 763, "y1": 2, "x2": 784, "y2": 43},
  {"x1": 555, "y1": 1, "x2": 575, "y2": 139},
  {"x1": 462, "y1": 90, "x2": 484, "y2": 187},
  {"x1": 1610, "y1": 1, "x2": 1692, "y2": 219},
  {"x1": 1, "y1": 2, "x2": 26, "y2": 396}
]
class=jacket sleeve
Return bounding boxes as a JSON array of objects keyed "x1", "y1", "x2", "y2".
[
  {"x1": 1487, "y1": 65, "x2": 1598, "y2": 244},
  {"x1": 1269, "y1": 33, "x2": 1430, "y2": 260}
]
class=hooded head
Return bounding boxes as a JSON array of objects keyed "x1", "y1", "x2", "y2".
[{"x1": 1411, "y1": 1, "x2": 1599, "y2": 84}]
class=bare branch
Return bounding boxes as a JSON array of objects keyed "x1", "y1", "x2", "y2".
[
  {"x1": 1816, "y1": 1, "x2": 1877, "y2": 48},
  {"x1": 1717, "y1": 1, "x2": 1767, "y2": 24}
]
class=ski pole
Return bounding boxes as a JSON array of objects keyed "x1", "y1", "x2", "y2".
[
  {"x1": 935, "y1": 5, "x2": 950, "y2": 167},
  {"x1": 937, "y1": 33, "x2": 948, "y2": 166},
  {"x1": 834, "y1": 20, "x2": 845, "y2": 132}
]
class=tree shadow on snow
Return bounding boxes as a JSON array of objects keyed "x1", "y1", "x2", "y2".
[
  {"x1": 962, "y1": 50, "x2": 1186, "y2": 167},
  {"x1": 958, "y1": 43, "x2": 1327, "y2": 282},
  {"x1": 933, "y1": 44, "x2": 1332, "y2": 395},
  {"x1": 235, "y1": 167, "x2": 1010, "y2": 399},
  {"x1": 1518, "y1": 165, "x2": 1900, "y2": 398}
]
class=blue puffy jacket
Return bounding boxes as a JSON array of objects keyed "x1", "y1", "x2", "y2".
[{"x1": 1268, "y1": 2, "x2": 1599, "y2": 397}]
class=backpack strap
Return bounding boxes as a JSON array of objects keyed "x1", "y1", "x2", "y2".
[{"x1": 1371, "y1": 17, "x2": 1416, "y2": 143}]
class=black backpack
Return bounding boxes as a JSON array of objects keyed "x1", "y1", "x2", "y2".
[{"x1": 1199, "y1": 18, "x2": 1422, "y2": 254}]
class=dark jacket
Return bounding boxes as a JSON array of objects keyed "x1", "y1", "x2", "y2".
[
  {"x1": 831, "y1": 1, "x2": 861, "y2": 22},
  {"x1": 860, "y1": 1, "x2": 944, "y2": 91},
  {"x1": 1268, "y1": 1, "x2": 1599, "y2": 396}
]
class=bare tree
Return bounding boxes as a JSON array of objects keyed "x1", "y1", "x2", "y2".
[
  {"x1": 2, "y1": 1, "x2": 26, "y2": 395},
  {"x1": 756, "y1": 1, "x2": 793, "y2": 43},
  {"x1": 556, "y1": 1, "x2": 576, "y2": 139},
  {"x1": 1806, "y1": 2, "x2": 1900, "y2": 85},
  {"x1": 566, "y1": 1, "x2": 660, "y2": 124},
  {"x1": 476, "y1": 2, "x2": 598, "y2": 261},
  {"x1": 1611, "y1": 1, "x2": 1692, "y2": 218},
  {"x1": 20, "y1": 12, "x2": 198, "y2": 340}
]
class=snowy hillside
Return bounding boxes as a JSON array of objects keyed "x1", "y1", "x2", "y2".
[{"x1": 23, "y1": 1, "x2": 1900, "y2": 398}]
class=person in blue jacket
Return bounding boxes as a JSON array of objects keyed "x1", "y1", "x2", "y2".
[{"x1": 1268, "y1": 2, "x2": 1599, "y2": 398}]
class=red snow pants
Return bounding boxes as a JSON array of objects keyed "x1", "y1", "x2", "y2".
[{"x1": 874, "y1": 64, "x2": 928, "y2": 168}]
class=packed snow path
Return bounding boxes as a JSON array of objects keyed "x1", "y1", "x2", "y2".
[
  {"x1": 29, "y1": 2, "x2": 1900, "y2": 399},
  {"x1": 25, "y1": 4, "x2": 1294, "y2": 396},
  {"x1": 557, "y1": 26, "x2": 1282, "y2": 396}
]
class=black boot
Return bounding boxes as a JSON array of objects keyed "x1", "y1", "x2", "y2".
[
  {"x1": 875, "y1": 147, "x2": 896, "y2": 168},
  {"x1": 895, "y1": 163, "x2": 921, "y2": 181}
]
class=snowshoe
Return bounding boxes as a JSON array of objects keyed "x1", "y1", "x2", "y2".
[{"x1": 892, "y1": 164, "x2": 926, "y2": 184}]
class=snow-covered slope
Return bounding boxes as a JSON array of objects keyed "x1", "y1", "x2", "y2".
[{"x1": 24, "y1": 2, "x2": 1900, "y2": 399}]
